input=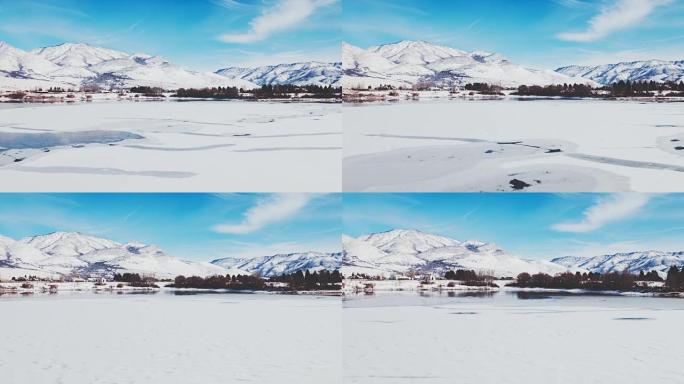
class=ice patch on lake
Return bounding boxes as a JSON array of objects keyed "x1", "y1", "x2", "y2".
[
  {"x1": 344, "y1": 292, "x2": 684, "y2": 384},
  {"x1": 344, "y1": 100, "x2": 684, "y2": 192},
  {"x1": 0, "y1": 101, "x2": 341, "y2": 191},
  {"x1": 0, "y1": 293, "x2": 342, "y2": 384}
]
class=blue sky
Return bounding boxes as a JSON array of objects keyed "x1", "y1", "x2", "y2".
[
  {"x1": 0, "y1": 0, "x2": 340, "y2": 70},
  {"x1": 343, "y1": 193, "x2": 684, "y2": 260},
  {"x1": 343, "y1": 0, "x2": 684, "y2": 68},
  {"x1": 0, "y1": 193, "x2": 341, "y2": 261}
]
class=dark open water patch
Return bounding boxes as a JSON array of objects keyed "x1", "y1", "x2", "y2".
[
  {"x1": 449, "y1": 311, "x2": 478, "y2": 315},
  {"x1": 614, "y1": 317, "x2": 654, "y2": 321},
  {"x1": 0, "y1": 130, "x2": 143, "y2": 150}
]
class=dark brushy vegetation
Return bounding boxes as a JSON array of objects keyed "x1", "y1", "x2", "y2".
[
  {"x1": 172, "y1": 84, "x2": 341, "y2": 99},
  {"x1": 270, "y1": 269, "x2": 342, "y2": 290},
  {"x1": 170, "y1": 270, "x2": 341, "y2": 291},
  {"x1": 514, "y1": 80, "x2": 684, "y2": 98},
  {"x1": 509, "y1": 267, "x2": 684, "y2": 292},
  {"x1": 443, "y1": 269, "x2": 498, "y2": 287}
]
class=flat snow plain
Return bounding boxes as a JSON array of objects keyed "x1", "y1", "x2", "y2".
[
  {"x1": 343, "y1": 292, "x2": 684, "y2": 384},
  {"x1": 343, "y1": 99, "x2": 684, "y2": 192},
  {"x1": 0, "y1": 293, "x2": 342, "y2": 384},
  {"x1": 0, "y1": 101, "x2": 341, "y2": 192}
]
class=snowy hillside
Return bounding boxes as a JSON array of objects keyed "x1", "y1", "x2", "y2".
[
  {"x1": 0, "y1": 41, "x2": 257, "y2": 90},
  {"x1": 552, "y1": 251, "x2": 684, "y2": 277},
  {"x1": 556, "y1": 60, "x2": 684, "y2": 85},
  {"x1": 216, "y1": 61, "x2": 341, "y2": 87},
  {"x1": 211, "y1": 251, "x2": 342, "y2": 277},
  {"x1": 0, "y1": 232, "x2": 236, "y2": 279},
  {"x1": 342, "y1": 229, "x2": 566, "y2": 278},
  {"x1": 343, "y1": 40, "x2": 592, "y2": 89}
]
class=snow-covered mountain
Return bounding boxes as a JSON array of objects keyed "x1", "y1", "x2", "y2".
[
  {"x1": 552, "y1": 251, "x2": 684, "y2": 277},
  {"x1": 342, "y1": 229, "x2": 566, "y2": 278},
  {"x1": 216, "y1": 61, "x2": 341, "y2": 87},
  {"x1": 343, "y1": 40, "x2": 592, "y2": 89},
  {"x1": 0, "y1": 232, "x2": 237, "y2": 279},
  {"x1": 0, "y1": 41, "x2": 257, "y2": 90},
  {"x1": 556, "y1": 60, "x2": 684, "y2": 85},
  {"x1": 211, "y1": 251, "x2": 342, "y2": 277}
]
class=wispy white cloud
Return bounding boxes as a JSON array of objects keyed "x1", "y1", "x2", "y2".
[
  {"x1": 215, "y1": 46, "x2": 340, "y2": 67},
  {"x1": 216, "y1": 237, "x2": 340, "y2": 260},
  {"x1": 219, "y1": 0, "x2": 338, "y2": 44},
  {"x1": 552, "y1": 194, "x2": 651, "y2": 233},
  {"x1": 567, "y1": 45, "x2": 684, "y2": 65},
  {"x1": 213, "y1": 194, "x2": 314, "y2": 234},
  {"x1": 214, "y1": 0, "x2": 250, "y2": 8},
  {"x1": 552, "y1": 0, "x2": 592, "y2": 9},
  {"x1": 557, "y1": 0, "x2": 672, "y2": 42}
]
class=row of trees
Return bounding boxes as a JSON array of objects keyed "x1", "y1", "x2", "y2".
[
  {"x1": 512, "y1": 271, "x2": 638, "y2": 291},
  {"x1": 511, "y1": 268, "x2": 683, "y2": 292},
  {"x1": 112, "y1": 273, "x2": 159, "y2": 287},
  {"x1": 170, "y1": 269, "x2": 342, "y2": 291},
  {"x1": 172, "y1": 85, "x2": 341, "y2": 99},
  {"x1": 270, "y1": 269, "x2": 342, "y2": 290},
  {"x1": 443, "y1": 269, "x2": 498, "y2": 287},
  {"x1": 515, "y1": 80, "x2": 684, "y2": 98},
  {"x1": 516, "y1": 83, "x2": 594, "y2": 97},
  {"x1": 250, "y1": 84, "x2": 341, "y2": 99},
  {"x1": 464, "y1": 83, "x2": 504, "y2": 95},
  {"x1": 172, "y1": 274, "x2": 266, "y2": 290},
  {"x1": 129, "y1": 86, "x2": 166, "y2": 97}
]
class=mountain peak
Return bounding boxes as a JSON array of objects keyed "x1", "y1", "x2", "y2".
[{"x1": 343, "y1": 40, "x2": 588, "y2": 88}]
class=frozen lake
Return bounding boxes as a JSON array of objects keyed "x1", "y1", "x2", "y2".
[
  {"x1": 344, "y1": 291, "x2": 684, "y2": 384},
  {"x1": 0, "y1": 293, "x2": 342, "y2": 384},
  {"x1": 0, "y1": 101, "x2": 341, "y2": 192},
  {"x1": 343, "y1": 99, "x2": 684, "y2": 192}
]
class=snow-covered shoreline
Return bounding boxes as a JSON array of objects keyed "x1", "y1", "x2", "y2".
[
  {"x1": 342, "y1": 278, "x2": 684, "y2": 298},
  {"x1": 0, "y1": 281, "x2": 343, "y2": 297}
]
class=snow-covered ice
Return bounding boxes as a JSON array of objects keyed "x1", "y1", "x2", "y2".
[
  {"x1": 343, "y1": 99, "x2": 684, "y2": 192},
  {"x1": 0, "y1": 101, "x2": 341, "y2": 191},
  {"x1": 343, "y1": 292, "x2": 684, "y2": 384},
  {"x1": 0, "y1": 293, "x2": 342, "y2": 384}
]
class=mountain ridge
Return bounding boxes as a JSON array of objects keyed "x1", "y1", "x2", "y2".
[
  {"x1": 0, "y1": 41, "x2": 338, "y2": 91},
  {"x1": 0, "y1": 232, "x2": 338, "y2": 280},
  {"x1": 342, "y1": 40, "x2": 594, "y2": 89},
  {"x1": 343, "y1": 229, "x2": 684, "y2": 278},
  {"x1": 216, "y1": 61, "x2": 341, "y2": 87},
  {"x1": 556, "y1": 60, "x2": 684, "y2": 85}
]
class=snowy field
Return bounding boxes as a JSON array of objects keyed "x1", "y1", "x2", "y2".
[
  {"x1": 343, "y1": 292, "x2": 684, "y2": 384},
  {"x1": 0, "y1": 101, "x2": 341, "y2": 192},
  {"x1": 0, "y1": 293, "x2": 342, "y2": 384},
  {"x1": 343, "y1": 99, "x2": 684, "y2": 192}
]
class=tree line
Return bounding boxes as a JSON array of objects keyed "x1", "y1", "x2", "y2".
[
  {"x1": 172, "y1": 274, "x2": 266, "y2": 290},
  {"x1": 171, "y1": 84, "x2": 341, "y2": 99},
  {"x1": 169, "y1": 269, "x2": 341, "y2": 291},
  {"x1": 510, "y1": 268, "x2": 683, "y2": 292},
  {"x1": 464, "y1": 83, "x2": 504, "y2": 95},
  {"x1": 113, "y1": 273, "x2": 159, "y2": 287},
  {"x1": 511, "y1": 271, "x2": 637, "y2": 291},
  {"x1": 514, "y1": 80, "x2": 684, "y2": 98},
  {"x1": 269, "y1": 269, "x2": 342, "y2": 290}
]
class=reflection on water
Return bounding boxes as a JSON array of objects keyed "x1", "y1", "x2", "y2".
[{"x1": 511, "y1": 291, "x2": 624, "y2": 300}]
